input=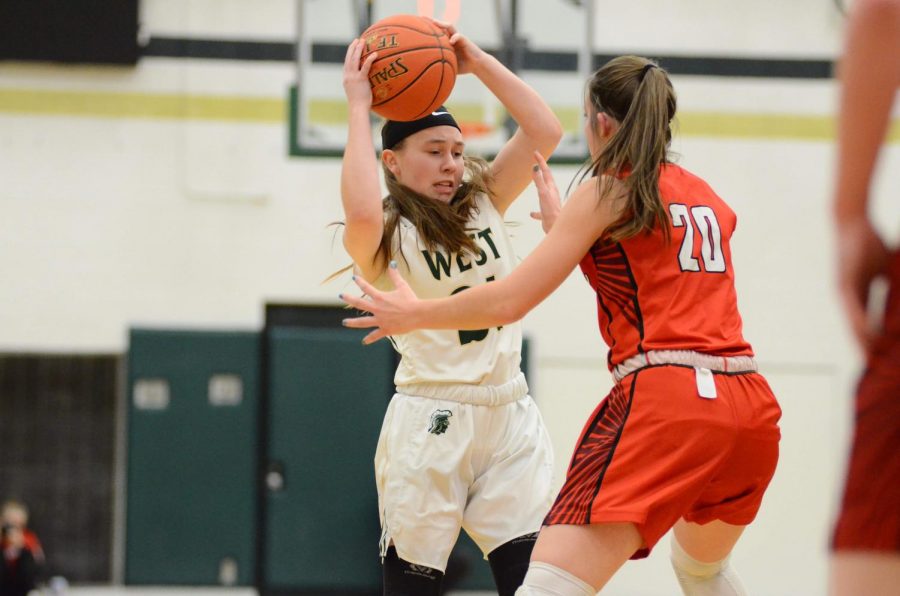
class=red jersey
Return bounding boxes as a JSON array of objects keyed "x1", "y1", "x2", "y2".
[{"x1": 579, "y1": 163, "x2": 753, "y2": 369}]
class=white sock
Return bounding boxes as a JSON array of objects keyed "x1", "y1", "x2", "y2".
[
  {"x1": 670, "y1": 535, "x2": 747, "y2": 596},
  {"x1": 515, "y1": 561, "x2": 596, "y2": 595}
]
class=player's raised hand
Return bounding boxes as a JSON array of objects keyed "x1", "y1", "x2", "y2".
[
  {"x1": 342, "y1": 38, "x2": 378, "y2": 108},
  {"x1": 836, "y1": 216, "x2": 890, "y2": 355},
  {"x1": 340, "y1": 263, "x2": 423, "y2": 344},
  {"x1": 427, "y1": 18, "x2": 485, "y2": 74},
  {"x1": 530, "y1": 150, "x2": 562, "y2": 233}
]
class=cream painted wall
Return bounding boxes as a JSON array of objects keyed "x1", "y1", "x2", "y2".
[{"x1": 1, "y1": 1, "x2": 899, "y2": 594}]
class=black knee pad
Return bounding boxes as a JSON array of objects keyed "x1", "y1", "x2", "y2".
[
  {"x1": 488, "y1": 532, "x2": 539, "y2": 596},
  {"x1": 383, "y1": 546, "x2": 444, "y2": 596}
]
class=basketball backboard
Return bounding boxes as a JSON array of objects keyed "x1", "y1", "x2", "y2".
[{"x1": 289, "y1": 0, "x2": 595, "y2": 161}]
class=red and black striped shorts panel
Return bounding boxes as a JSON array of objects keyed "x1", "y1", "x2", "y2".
[{"x1": 544, "y1": 376, "x2": 637, "y2": 526}]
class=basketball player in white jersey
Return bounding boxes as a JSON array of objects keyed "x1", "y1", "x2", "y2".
[{"x1": 340, "y1": 20, "x2": 562, "y2": 595}]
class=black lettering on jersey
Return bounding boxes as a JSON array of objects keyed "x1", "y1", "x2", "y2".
[
  {"x1": 473, "y1": 246, "x2": 488, "y2": 266},
  {"x1": 452, "y1": 285, "x2": 490, "y2": 344},
  {"x1": 422, "y1": 249, "x2": 453, "y2": 280},
  {"x1": 421, "y1": 227, "x2": 500, "y2": 281},
  {"x1": 477, "y1": 228, "x2": 500, "y2": 259},
  {"x1": 451, "y1": 276, "x2": 502, "y2": 345},
  {"x1": 456, "y1": 252, "x2": 473, "y2": 272}
]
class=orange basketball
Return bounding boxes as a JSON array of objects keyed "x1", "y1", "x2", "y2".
[{"x1": 360, "y1": 14, "x2": 457, "y2": 121}]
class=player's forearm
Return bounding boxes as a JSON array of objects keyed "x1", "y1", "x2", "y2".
[
  {"x1": 410, "y1": 278, "x2": 525, "y2": 331},
  {"x1": 833, "y1": 0, "x2": 900, "y2": 220},
  {"x1": 340, "y1": 105, "x2": 383, "y2": 222},
  {"x1": 470, "y1": 53, "x2": 563, "y2": 153}
]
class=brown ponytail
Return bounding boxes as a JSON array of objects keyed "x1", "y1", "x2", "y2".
[{"x1": 582, "y1": 55, "x2": 677, "y2": 242}]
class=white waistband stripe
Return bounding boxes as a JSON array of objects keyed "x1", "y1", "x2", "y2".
[
  {"x1": 396, "y1": 372, "x2": 529, "y2": 406},
  {"x1": 613, "y1": 350, "x2": 758, "y2": 382}
]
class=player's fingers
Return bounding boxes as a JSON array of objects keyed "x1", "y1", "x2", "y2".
[
  {"x1": 360, "y1": 50, "x2": 378, "y2": 74},
  {"x1": 385, "y1": 261, "x2": 406, "y2": 289},
  {"x1": 530, "y1": 212, "x2": 542, "y2": 220},
  {"x1": 341, "y1": 315, "x2": 378, "y2": 329},
  {"x1": 354, "y1": 39, "x2": 370, "y2": 66},
  {"x1": 343, "y1": 42, "x2": 359, "y2": 74},
  {"x1": 362, "y1": 329, "x2": 388, "y2": 345},
  {"x1": 339, "y1": 292, "x2": 372, "y2": 313},
  {"x1": 350, "y1": 273, "x2": 379, "y2": 298},
  {"x1": 841, "y1": 288, "x2": 870, "y2": 351},
  {"x1": 533, "y1": 150, "x2": 556, "y2": 185},
  {"x1": 344, "y1": 38, "x2": 358, "y2": 63},
  {"x1": 531, "y1": 163, "x2": 547, "y2": 192},
  {"x1": 430, "y1": 18, "x2": 456, "y2": 35},
  {"x1": 851, "y1": 318, "x2": 873, "y2": 354}
]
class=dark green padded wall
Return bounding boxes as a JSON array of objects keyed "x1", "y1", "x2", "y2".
[
  {"x1": 264, "y1": 327, "x2": 393, "y2": 592},
  {"x1": 126, "y1": 329, "x2": 259, "y2": 585},
  {"x1": 124, "y1": 324, "x2": 531, "y2": 590}
]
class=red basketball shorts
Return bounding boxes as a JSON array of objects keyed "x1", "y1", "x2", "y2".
[
  {"x1": 544, "y1": 365, "x2": 782, "y2": 558},
  {"x1": 833, "y1": 250, "x2": 900, "y2": 552}
]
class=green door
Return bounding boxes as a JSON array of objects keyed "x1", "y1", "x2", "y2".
[
  {"x1": 125, "y1": 329, "x2": 259, "y2": 585},
  {"x1": 264, "y1": 327, "x2": 393, "y2": 592}
]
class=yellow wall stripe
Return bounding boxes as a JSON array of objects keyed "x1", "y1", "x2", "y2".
[
  {"x1": 1, "y1": 87, "x2": 898, "y2": 143},
  {"x1": 0, "y1": 88, "x2": 284, "y2": 122}
]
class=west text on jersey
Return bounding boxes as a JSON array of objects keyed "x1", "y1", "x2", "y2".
[{"x1": 421, "y1": 227, "x2": 501, "y2": 280}]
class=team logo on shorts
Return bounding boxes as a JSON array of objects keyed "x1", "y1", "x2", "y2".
[{"x1": 427, "y1": 409, "x2": 453, "y2": 435}]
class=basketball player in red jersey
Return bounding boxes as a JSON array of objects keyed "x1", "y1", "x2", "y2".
[
  {"x1": 830, "y1": 1, "x2": 900, "y2": 594},
  {"x1": 342, "y1": 55, "x2": 781, "y2": 594}
]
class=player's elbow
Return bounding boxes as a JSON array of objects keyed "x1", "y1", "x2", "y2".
[
  {"x1": 548, "y1": 117, "x2": 564, "y2": 144},
  {"x1": 492, "y1": 300, "x2": 529, "y2": 326},
  {"x1": 540, "y1": 126, "x2": 565, "y2": 160},
  {"x1": 535, "y1": 118, "x2": 564, "y2": 153},
  {"x1": 344, "y1": 209, "x2": 383, "y2": 232}
]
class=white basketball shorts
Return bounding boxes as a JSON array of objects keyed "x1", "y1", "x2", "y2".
[{"x1": 374, "y1": 374, "x2": 555, "y2": 572}]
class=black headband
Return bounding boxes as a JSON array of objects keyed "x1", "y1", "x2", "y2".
[{"x1": 381, "y1": 107, "x2": 461, "y2": 150}]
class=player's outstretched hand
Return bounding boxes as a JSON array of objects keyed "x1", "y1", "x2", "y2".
[
  {"x1": 530, "y1": 150, "x2": 562, "y2": 233},
  {"x1": 340, "y1": 263, "x2": 422, "y2": 345},
  {"x1": 427, "y1": 18, "x2": 485, "y2": 74}
]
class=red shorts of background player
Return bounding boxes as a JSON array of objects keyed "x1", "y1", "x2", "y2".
[
  {"x1": 545, "y1": 364, "x2": 781, "y2": 558},
  {"x1": 833, "y1": 250, "x2": 900, "y2": 552}
]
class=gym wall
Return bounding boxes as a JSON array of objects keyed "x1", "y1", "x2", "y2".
[{"x1": 1, "y1": 1, "x2": 899, "y2": 593}]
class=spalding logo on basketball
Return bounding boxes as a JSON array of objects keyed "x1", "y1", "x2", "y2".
[{"x1": 360, "y1": 14, "x2": 457, "y2": 122}]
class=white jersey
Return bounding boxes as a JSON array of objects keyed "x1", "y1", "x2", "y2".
[{"x1": 376, "y1": 193, "x2": 523, "y2": 390}]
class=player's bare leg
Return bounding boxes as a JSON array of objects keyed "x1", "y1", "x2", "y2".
[
  {"x1": 670, "y1": 519, "x2": 747, "y2": 596},
  {"x1": 518, "y1": 522, "x2": 641, "y2": 592},
  {"x1": 831, "y1": 552, "x2": 900, "y2": 596}
]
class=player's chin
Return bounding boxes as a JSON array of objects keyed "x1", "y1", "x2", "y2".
[{"x1": 431, "y1": 187, "x2": 456, "y2": 202}]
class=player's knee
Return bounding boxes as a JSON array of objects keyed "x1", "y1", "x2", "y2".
[
  {"x1": 515, "y1": 562, "x2": 595, "y2": 596},
  {"x1": 670, "y1": 536, "x2": 747, "y2": 596},
  {"x1": 488, "y1": 532, "x2": 538, "y2": 596},
  {"x1": 383, "y1": 546, "x2": 443, "y2": 596}
]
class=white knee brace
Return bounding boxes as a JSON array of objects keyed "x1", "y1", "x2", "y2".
[
  {"x1": 670, "y1": 536, "x2": 748, "y2": 596},
  {"x1": 515, "y1": 562, "x2": 596, "y2": 596}
]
